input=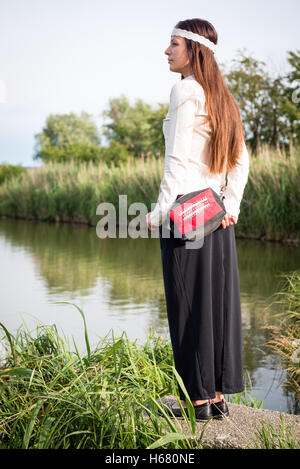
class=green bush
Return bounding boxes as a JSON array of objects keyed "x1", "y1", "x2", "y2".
[
  {"x1": 0, "y1": 164, "x2": 27, "y2": 185},
  {"x1": 39, "y1": 140, "x2": 131, "y2": 167}
]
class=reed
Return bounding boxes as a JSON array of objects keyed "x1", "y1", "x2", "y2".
[
  {"x1": 265, "y1": 270, "x2": 300, "y2": 396},
  {"x1": 0, "y1": 157, "x2": 162, "y2": 226},
  {"x1": 0, "y1": 144, "x2": 299, "y2": 242},
  {"x1": 238, "y1": 143, "x2": 300, "y2": 242},
  {"x1": 1, "y1": 302, "x2": 299, "y2": 449},
  {"x1": 0, "y1": 303, "x2": 211, "y2": 450}
]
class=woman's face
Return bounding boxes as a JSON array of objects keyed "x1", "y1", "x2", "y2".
[{"x1": 164, "y1": 36, "x2": 192, "y2": 77}]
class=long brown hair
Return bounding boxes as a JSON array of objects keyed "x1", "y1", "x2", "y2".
[{"x1": 175, "y1": 18, "x2": 245, "y2": 174}]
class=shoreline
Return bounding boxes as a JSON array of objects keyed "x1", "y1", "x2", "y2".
[{"x1": 1, "y1": 214, "x2": 299, "y2": 246}]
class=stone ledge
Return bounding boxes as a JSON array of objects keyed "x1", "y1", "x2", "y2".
[{"x1": 156, "y1": 396, "x2": 300, "y2": 449}]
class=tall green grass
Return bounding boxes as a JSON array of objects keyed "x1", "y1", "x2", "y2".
[
  {"x1": 238, "y1": 144, "x2": 300, "y2": 242},
  {"x1": 0, "y1": 144, "x2": 299, "y2": 242},
  {"x1": 265, "y1": 270, "x2": 300, "y2": 396},
  {"x1": 0, "y1": 302, "x2": 298, "y2": 449},
  {"x1": 0, "y1": 157, "x2": 162, "y2": 226},
  {"x1": 0, "y1": 303, "x2": 211, "y2": 449},
  {"x1": 254, "y1": 414, "x2": 299, "y2": 449}
]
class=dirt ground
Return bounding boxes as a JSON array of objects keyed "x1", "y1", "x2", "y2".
[{"x1": 154, "y1": 395, "x2": 300, "y2": 449}]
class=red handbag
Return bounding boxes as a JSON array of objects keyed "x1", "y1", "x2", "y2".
[{"x1": 168, "y1": 187, "x2": 226, "y2": 241}]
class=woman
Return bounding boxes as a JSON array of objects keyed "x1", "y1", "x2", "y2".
[{"x1": 146, "y1": 18, "x2": 249, "y2": 421}]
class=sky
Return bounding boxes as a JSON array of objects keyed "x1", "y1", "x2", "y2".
[{"x1": 0, "y1": 0, "x2": 299, "y2": 167}]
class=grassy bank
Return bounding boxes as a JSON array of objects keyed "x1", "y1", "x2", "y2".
[
  {"x1": 0, "y1": 303, "x2": 299, "y2": 449},
  {"x1": 265, "y1": 270, "x2": 300, "y2": 398},
  {"x1": 0, "y1": 144, "x2": 299, "y2": 242}
]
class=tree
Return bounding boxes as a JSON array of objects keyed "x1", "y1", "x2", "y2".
[
  {"x1": 224, "y1": 48, "x2": 270, "y2": 155},
  {"x1": 33, "y1": 112, "x2": 101, "y2": 161},
  {"x1": 225, "y1": 48, "x2": 300, "y2": 155},
  {"x1": 280, "y1": 50, "x2": 300, "y2": 154},
  {"x1": 101, "y1": 95, "x2": 168, "y2": 158},
  {"x1": 259, "y1": 75, "x2": 287, "y2": 151}
]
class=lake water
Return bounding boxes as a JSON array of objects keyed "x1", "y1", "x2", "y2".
[{"x1": 0, "y1": 217, "x2": 299, "y2": 414}]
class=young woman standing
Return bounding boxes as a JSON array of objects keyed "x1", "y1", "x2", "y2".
[{"x1": 146, "y1": 18, "x2": 249, "y2": 421}]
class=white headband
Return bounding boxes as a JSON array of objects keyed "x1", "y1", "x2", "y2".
[{"x1": 171, "y1": 27, "x2": 217, "y2": 54}]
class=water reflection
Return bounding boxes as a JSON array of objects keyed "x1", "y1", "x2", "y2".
[{"x1": 0, "y1": 217, "x2": 299, "y2": 413}]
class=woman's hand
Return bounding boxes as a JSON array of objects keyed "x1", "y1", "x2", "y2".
[
  {"x1": 221, "y1": 213, "x2": 237, "y2": 229},
  {"x1": 146, "y1": 213, "x2": 152, "y2": 230}
]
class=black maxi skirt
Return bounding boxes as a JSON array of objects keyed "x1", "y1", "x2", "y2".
[{"x1": 159, "y1": 196, "x2": 244, "y2": 401}]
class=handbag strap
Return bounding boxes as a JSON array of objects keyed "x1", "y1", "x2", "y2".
[{"x1": 219, "y1": 156, "x2": 227, "y2": 198}]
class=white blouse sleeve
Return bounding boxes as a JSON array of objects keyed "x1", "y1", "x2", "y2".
[
  {"x1": 147, "y1": 80, "x2": 199, "y2": 227},
  {"x1": 223, "y1": 140, "x2": 250, "y2": 220}
]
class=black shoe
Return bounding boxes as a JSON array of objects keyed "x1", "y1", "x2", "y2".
[
  {"x1": 158, "y1": 401, "x2": 213, "y2": 422},
  {"x1": 211, "y1": 399, "x2": 229, "y2": 419}
]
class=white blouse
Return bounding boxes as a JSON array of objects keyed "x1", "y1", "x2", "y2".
[{"x1": 147, "y1": 74, "x2": 249, "y2": 228}]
